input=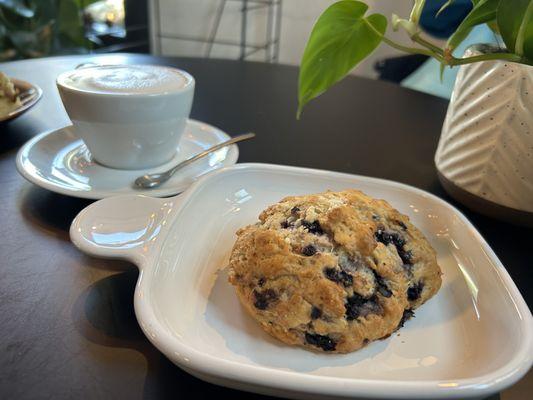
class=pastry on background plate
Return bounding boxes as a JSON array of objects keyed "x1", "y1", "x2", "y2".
[
  {"x1": 228, "y1": 190, "x2": 442, "y2": 353},
  {"x1": 0, "y1": 71, "x2": 21, "y2": 116}
]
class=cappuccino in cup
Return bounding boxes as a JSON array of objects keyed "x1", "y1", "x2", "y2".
[
  {"x1": 59, "y1": 64, "x2": 190, "y2": 95},
  {"x1": 57, "y1": 64, "x2": 195, "y2": 170}
]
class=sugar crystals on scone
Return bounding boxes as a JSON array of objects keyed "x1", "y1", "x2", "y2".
[{"x1": 228, "y1": 190, "x2": 442, "y2": 353}]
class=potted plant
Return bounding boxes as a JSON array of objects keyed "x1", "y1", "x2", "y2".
[
  {"x1": 298, "y1": 0, "x2": 533, "y2": 225},
  {"x1": 0, "y1": 0, "x2": 96, "y2": 61}
]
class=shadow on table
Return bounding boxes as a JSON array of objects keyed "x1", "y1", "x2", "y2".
[
  {"x1": 18, "y1": 185, "x2": 91, "y2": 239},
  {"x1": 72, "y1": 270, "x2": 273, "y2": 399},
  {"x1": 19, "y1": 185, "x2": 134, "y2": 271},
  {"x1": 0, "y1": 121, "x2": 37, "y2": 153},
  {"x1": 72, "y1": 271, "x2": 504, "y2": 400}
]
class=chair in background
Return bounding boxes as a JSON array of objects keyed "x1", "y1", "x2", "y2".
[{"x1": 152, "y1": 0, "x2": 282, "y2": 62}]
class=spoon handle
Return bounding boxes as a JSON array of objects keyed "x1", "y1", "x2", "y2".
[
  {"x1": 148, "y1": 132, "x2": 255, "y2": 186},
  {"x1": 168, "y1": 132, "x2": 255, "y2": 177}
]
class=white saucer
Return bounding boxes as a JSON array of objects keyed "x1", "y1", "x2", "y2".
[{"x1": 16, "y1": 119, "x2": 239, "y2": 199}]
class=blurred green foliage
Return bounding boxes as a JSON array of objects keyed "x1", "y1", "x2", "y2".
[{"x1": 0, "y1": 0, "x2": 99, "y2": 60}]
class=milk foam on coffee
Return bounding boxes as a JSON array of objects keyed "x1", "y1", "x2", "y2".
[{"x1": 59, "y1": 65, "x2": 190, "y2": 95}]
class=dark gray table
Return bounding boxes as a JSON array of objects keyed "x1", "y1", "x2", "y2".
[{"x1": 0, "y1": 54, "x2": 530, "y2": 399}]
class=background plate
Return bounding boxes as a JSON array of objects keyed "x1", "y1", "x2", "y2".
[{"x1": 0, "y1": 78, "x2": 42, "y2": 122}]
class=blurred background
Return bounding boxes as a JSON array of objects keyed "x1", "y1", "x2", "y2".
[{"x1": 0, "y1": 0, "x2": 496, "y2": 97}]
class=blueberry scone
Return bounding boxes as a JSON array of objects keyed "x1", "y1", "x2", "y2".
[{"x1": 228, "y1": 190, "x2": 441, "y2": 353}]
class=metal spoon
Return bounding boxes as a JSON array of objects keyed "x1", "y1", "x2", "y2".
[{"x1": 134, "y1": 132, "x2": 256, "y2": 189}]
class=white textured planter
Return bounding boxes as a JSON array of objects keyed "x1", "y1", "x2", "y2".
[{"x1": 435, "y1": 49, "x2": 533, "y2": 225}]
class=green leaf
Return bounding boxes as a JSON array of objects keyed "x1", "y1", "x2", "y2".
[
  {"x1": 498, "y1": 0, "x2": 533, "y2": 59},
  {"x1": 0, "y1": 0, "x2": 92, "y2": 59},
  {"x1": 57, "y1": 0, "x2": 87, "y2": 48},
  {"x1": 439, "y1": 0, "x2": 485, "y2": 16},
  {"x1": 298, "y1": 1, "x2": 386, "y2": 117},
  {"x1": 446, "y1": 0, "x2": 500, "y2": 53},
  {"x1": 436, "y1": 0, "x2": 455, "y2": 17},
  {"x1": 7, "y1": 22, "x2": 53, "y2": 58},
  {"x1": 0, "y1": 0, "x2": 35, "y2": 18},
  {"x1": 409, "y1": 0, "x2": 427, "y2": 24},
  {"x1": 73, "y1": 0, "x2": 102, "y2": 7}
]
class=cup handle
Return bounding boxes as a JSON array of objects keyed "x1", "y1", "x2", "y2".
[{"x1": 70, "y1": 195, "x2": 178, "y2": 266}]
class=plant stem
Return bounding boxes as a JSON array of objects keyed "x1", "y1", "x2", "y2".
[
  {"x1": 449, "y1": 52, "x2": 531, "y2": 66},
  {"x1": 381, "y1": 36, "x2": 439, "y2": 59},
  {"x1": 412, "y1": 33, "x2": 444, "y2": 55},
  {"x1": 363, "y1": 19, "x2": 440, "y2": 59},
  {"x1": 381, "y1": 37, "x2": 532, "y2": 67}
]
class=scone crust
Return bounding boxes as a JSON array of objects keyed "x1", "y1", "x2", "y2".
[{"x1": 228, "y1": 190, "x2": 441, "y2": 353}]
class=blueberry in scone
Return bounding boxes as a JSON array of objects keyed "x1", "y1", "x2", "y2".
[{"x1": 228, "y1": 190, "x2": 441, "y2": 353}]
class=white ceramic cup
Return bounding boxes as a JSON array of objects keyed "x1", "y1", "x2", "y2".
[{"x1": 57, "y1": 64, "x2": 195, "y2": 170}]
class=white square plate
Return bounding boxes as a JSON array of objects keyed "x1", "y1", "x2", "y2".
[{"x1": 70, "y1": 163, "x2": 532, "y2": 399}]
